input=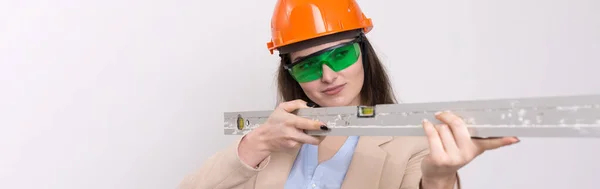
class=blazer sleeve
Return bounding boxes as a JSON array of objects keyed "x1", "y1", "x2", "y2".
[
  {"x1": 399, "y1": 148, "x2": 462, "y2": 189},
  {"x1": 177, "y1": 135, "x2": 271, "y2": 189}
]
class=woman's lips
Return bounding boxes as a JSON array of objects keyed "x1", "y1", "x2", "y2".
[{"x1": 322, "y1": 84, "x2": 345, "y2": 95}]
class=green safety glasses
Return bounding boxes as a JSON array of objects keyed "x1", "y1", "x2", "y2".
[{"x1": 284, "y1": 38, "x2": 362, "y2": 83}]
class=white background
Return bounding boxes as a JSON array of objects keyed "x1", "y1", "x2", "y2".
[{"x1": 1, "y1": 0, "x2": 599, "y2": 188}]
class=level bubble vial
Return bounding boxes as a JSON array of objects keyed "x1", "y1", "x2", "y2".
[
  {"x1": 357, "y1": 106, "x2": 375, "y2": 118},
  {"x1": 237, "y1": 114, "x2": 245, "y2": 130}
]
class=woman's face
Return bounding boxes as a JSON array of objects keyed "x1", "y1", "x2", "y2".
[{"x1": 289, "y1": 39, "x2": 365, "y2": 107}]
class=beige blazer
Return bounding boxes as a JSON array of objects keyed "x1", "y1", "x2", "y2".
[{"x1": 178, "y1": 136, "x2": 461, "y2": 189}]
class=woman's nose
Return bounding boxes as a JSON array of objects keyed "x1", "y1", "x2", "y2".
[{"x1": 321, "y1": 63, "x2": 338, "y2": 83}]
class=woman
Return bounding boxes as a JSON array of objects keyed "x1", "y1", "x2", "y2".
[{"x1": 179, "y1": 0, "x2": 520, "y2": 188}]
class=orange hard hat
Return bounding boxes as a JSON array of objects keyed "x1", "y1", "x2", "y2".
[{"x1": 266, "y1": 0, "x2": 373, "y2": 54}]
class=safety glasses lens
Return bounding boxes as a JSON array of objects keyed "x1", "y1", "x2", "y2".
[{"x1": 290, "y1": 43, "x2": 360, "y2": 83}]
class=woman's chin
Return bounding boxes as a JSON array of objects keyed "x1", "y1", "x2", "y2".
[{"x1": 317, "y1": 97, "x2": 358, "y2": 107}]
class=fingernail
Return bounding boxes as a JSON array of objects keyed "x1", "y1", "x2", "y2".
[
  {"x1": 434, "y1": 111, "x2": 442, "y2": 115},
  {"x1": 307, "y1": 102, "x2": 317, "y2": 108},
  {"x1": 320, "y1": 125, "x2": 330, "y2": 131},
  {"x1": 422, "y1": 119, "x2": 429, "y2": 124}
]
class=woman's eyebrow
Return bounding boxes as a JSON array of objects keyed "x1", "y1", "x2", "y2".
[{"x1": 293, "y1": 56, "x2": 306, "y2": 62}]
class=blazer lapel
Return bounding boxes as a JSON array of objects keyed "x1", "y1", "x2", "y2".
[
  {"x1": 341, "y1": 136, "x2": 393, "y2": 189},
  {"x1": 253, "y1": 146, "x2": 300, "y2": 188}
]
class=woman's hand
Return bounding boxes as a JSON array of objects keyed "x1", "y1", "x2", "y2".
[
  {"x1": 420, "y1": 111, "x2": 520, "y2": 188},
  {"x1": 238, "y1": 99, "x2": 327, "y2": 167}
]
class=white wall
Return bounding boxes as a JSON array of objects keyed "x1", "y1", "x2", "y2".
[{"x1": 1, "y1": 0, "x2": 598, "y2": 188}]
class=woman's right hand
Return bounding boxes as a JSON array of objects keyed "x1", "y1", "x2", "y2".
[{"x1": 237, "y1": 99, "x2": 328, "y2": 167}]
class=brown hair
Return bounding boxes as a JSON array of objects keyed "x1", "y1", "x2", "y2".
[{"x1": 275, "y1": 32, "x2": 398, "y2": 106}]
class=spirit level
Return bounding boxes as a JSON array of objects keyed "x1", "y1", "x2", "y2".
[{"x1": 224, "y1": 94, "x2": 600, "y2": 137}]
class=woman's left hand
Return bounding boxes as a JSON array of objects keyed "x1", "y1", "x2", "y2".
[{"x1": 420, "y1": 111, "x2": 520, "y2": 188}]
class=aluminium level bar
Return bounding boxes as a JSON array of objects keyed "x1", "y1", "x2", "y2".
[{"x1": 223, "y1": 94, "x2": 600, "y2": 137}]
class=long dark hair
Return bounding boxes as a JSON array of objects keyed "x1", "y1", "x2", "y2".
[{"x1": 276, "y1": 32, "x2": 397, "y2": 106}]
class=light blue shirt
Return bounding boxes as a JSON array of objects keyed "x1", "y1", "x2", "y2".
[{"x1": 284, "y1": 136, "x2": 360, "y2": 189}]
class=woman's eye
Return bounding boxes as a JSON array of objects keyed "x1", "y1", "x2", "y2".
[
  {"x1": 333, "y1": 50, "x2": 349, "y2": 59},
  {"x1": 299, "y1": 61, "x2": 317, "y2": 69}
]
